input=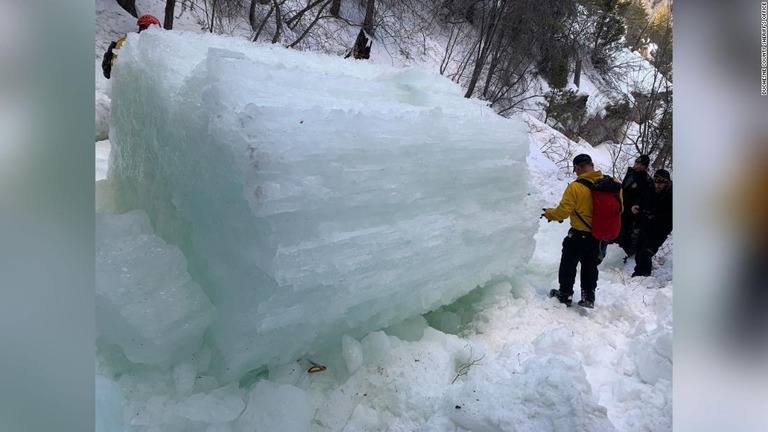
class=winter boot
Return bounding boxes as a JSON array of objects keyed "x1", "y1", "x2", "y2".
[
  {"x1": 577, "y1": 299, "x2": 594, "y2": 308},
  {"x1": 549, "y1": 289, "x2": 572, "y2": 306}
]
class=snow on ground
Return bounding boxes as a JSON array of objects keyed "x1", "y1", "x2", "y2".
[{"x1": 95, "y1": 134, "x2": 672, "y2": 431}]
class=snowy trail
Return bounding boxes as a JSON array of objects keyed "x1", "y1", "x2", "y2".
[
  {"x1": 454, "y1": 138, "x2": 673, "y2": 430},
  {"x1": 96, "y1": 134, "x2": 672, "y2": 431}
]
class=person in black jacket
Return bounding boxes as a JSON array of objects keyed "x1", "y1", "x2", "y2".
[
  {"x1": 618, "y1": 155, "x2": 652, "y2": 258},
  {"x1": 631, "y1": 169, "x2": 673, "y2": 277}
]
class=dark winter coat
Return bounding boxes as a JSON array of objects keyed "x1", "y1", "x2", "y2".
[
  {"x1": 621, "y1": 167, "x2": 651, "y2": 210},
  {"x1": 636, "y1": 184, "x2": 673, "y2": 239},
  {"x1": 101, "y1": 35, "x2": 127, "y2": 79}
]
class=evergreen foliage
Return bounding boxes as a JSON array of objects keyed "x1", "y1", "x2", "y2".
[
  {"x1": 647, "y1": 3, "x2": 672, "y2": 79},
  {"x1": 577, "y1": 0, "x2": 628, "y2": 73},
  {"x1": 621, "y1": 0, "x2": 651, "y2": 51},
  {"x1": 542, "y1": 89, "x2": 588, "y2": 138}
]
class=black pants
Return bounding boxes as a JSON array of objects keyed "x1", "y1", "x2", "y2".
[
  {"x1": 558, "y1": 229, "x2": 600, "y2": 302},
  {"x1": 634, "y1": 231, "x2": 668, "y2": 276},
  {"x1": 618, "y1": 214, "x2": 638, "y2": 256}
]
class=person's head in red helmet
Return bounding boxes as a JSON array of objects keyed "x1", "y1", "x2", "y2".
[{"x1": 137, "y1": 14, "x2": 162, "y2": 32}]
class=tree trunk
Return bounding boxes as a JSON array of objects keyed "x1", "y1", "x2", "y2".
[
  {"x1": 345, "y1": 28, "x2": 372, "y2": 59},
  {"x1": 464, "y1": 16, "x2": 498, "y2": 96},
  {"x1": 362, "y1": 0, "x2": 375, "y2": 35},
  {"x1": 439, "y1": 26, "x2": 460, "y2": 76},
  {"x1": 654, "y1": 138, "x2": 672, "y2": 169},
  {"x1": 330, "y1": 0, "x2": 341, "y2": 17},
  {"x1": 164, "y1": 0, "x2": 176, "y2": 30},
  {"x1": 574, "y1": 58, "x2": 581, "y2": 88},
  {"x1": 209, "y1": 0, "x2": 217, "y2": 33},
  {"x1": 272, "y1": 0, "x2": 283, "y2": 43},
  {"x1": 117, "y1": 0, "x2": 138, "y2": 18},
  {"x1": 249, "y1": 0, "x2": 258, "y2": 29},
  {"x1": 463, "y1": 0, "x2": 508, "y2": 98},
  {"x1": 253, "y1": 5, "x2": 274, "y2": 41},
  {"x1": 481, "y1": 47, "x2": 500, "y2": 98}
]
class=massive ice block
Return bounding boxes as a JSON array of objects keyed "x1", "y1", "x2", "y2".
[{"x1": 108, "y1": 29, "x2": 537, "y2": 381}]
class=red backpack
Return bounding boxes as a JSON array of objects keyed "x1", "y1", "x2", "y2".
[{"x1": 574, "y1": 176, "x2": 622, "y2": 241}]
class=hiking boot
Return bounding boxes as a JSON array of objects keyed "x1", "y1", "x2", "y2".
[
  {"x1": 577, "y1": 300, "x2": 594, "y2": 308},
  {"x1": 631, "y1": 272, "x2": 650, "y2": 277},
  {"x1": 549, "y1": 289, "x2": 572, "y2": 306}
]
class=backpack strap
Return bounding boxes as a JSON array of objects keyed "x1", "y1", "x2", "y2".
[
  {"x1": 574, "y1": 212, "x2": 591, "y2": 231},
  {"x1": 573, "y1": 178, "x2": 593, "y2": 231}
]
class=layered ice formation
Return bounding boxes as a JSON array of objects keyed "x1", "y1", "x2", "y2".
[
  {"x1": 96, "y1": 210, "x2": 216, "y2": 366},
  {"x1": 106, "y1": 28, "x2": 537, "y2": 381}
]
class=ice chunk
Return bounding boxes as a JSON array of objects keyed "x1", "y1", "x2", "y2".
[
  {"x1": 109, "y1": 30, "x2": 537, "y2": 381},
  {"x1": 361, "y1": 331, "x2": 392, "y2": 366},
  {"x1": 384, "y1": 315, "x2": 428, "y2": 342},
  {"x1": 174, "y1": 384, "x2": 245, "y2": 424},
  {"x1": 341, "y1": 334, "x2": 363, "y2": 373},
  {"x1": 195, "y1": 376, "x2": 220, "y2": 394},
  {"x1": 350, "y1": 404, "x2": 380, "y2": 429},
  {"x1": 313, "y1": 376, "x2": 362, "y2": 430},
  {"x1": 194, "y1": 345, "x2": 212, "y2": 374},
  {"x1": 235, "y1": 381, "x2": 313, "y2": 432},
  {"x1": 173, "y1": 360, "x2": 198, "y2": 398},
  {"x1": 96, "y1": 210, "x2": 216, "y2": 366}
]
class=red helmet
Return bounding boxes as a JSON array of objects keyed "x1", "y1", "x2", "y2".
[{"x1": 137, "y1": 14, "x2": 162, "y2": 31}]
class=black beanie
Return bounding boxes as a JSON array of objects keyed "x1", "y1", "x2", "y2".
[
  {"x1": 573, "y1": 154, "x2": 592, "y2": 165},
  {"x1": 654, "y1": 169, "x2": 671, "y2": 181}
]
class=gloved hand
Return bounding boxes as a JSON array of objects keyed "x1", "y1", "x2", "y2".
[{"x1": 540, "y1": 209, "x2": 563, "y2": 223}]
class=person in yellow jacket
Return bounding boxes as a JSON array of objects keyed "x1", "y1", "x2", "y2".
[
  {"x1": 101, "y1": 14, "x2": 162, "y2": 79},
  {"x1": 542, "y1": 153, "x2": 621, "y2": 308}
]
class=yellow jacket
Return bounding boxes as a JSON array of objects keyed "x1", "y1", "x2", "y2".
[
  {"x1": 111, "y1": 35, "x2": 127, "y2": 65},
  {"x1": 544, "y1": 171, "x2": 622, "y2": 232}
]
